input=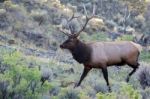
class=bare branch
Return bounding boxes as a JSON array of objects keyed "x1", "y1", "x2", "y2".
[
  {"x1": 83, "y1": 4, "x2": 88, "y2": 15},
  {"x1": 123, "y1": 5, "x2": 130, "y2": 34},
  {"x1": 126, "y1": 11, "x2": 130, "y2": 19},
  {"x1": 92, "y1": 4, "x2": 96, "y2": 15}
]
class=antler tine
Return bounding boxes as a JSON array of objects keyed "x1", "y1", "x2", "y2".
[
  {"x1": 75, "y1": 4, "x2": 96, "y2": 37},
  {"x1": 58, "y1": 27, "x2": 72, "y2": 37},
  {"x1": 68, "y1": 12, "x2": 81, "y2": 22},
  {"x1": 66, "y1": 12, "x2": 81, "y2": 34},
  {"x1": 67, "y1": 13, "x2": 75, "y2": 22},
  {"x1": 59, "y1": 12, "x2": 79, "y2": 36},
  {"x1": 83, "y1": 4, "x2": 88, "y2": 16},
  {"x1": 83, "y1": 3, "x2": 96, "y2": 19}
]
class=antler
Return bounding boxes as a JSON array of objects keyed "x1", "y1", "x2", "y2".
[
  {"x1": 68, "y1": 13, "x2": 80, "y2": 22},
  {"x1": 75, "y1": 4, "x2": 96, "y2": 37},
  {"x1": 59, "y1": 4, "x2": 96, "y2": 37},
  {"x1": 59, "y1": 12, "x2": 80, "y2": 36},
  {"x1": 58, "y1": 27, "x2": 72, "y2": 37}
]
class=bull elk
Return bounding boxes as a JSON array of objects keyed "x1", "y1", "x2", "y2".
[{"x1": 59, "y1": 4, "x2": 142, "y2": 91}]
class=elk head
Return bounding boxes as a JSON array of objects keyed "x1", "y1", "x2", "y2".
[
  {"x1": 60, "y1": 35, "x2": 79, "y2": 50},
  {"x1": 59, "y1": 4, "x2": 96, "y2": 51}
]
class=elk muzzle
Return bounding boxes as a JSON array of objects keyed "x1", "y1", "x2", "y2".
[{"x1": 60, "y1": 44, "x2": 64, "y2": 49}]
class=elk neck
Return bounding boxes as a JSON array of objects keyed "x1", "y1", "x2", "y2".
[{"x1": 69, "y1": 40, "x2": 92, "y2": 64}]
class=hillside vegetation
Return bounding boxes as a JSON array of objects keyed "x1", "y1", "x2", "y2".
[{"x1": 0, "y1": 0, "x2": 150, "y2": 99}]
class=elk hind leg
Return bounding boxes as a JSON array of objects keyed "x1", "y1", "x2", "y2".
[
  {"x1": 126, "y1": 52, "x2": 140, "y2": 82},
  {"x1": 126, "y1": 62, "x2": 139, "y2": 82},
  {"x1": 102, "y1": 68, "x2": 111, "y2": 92}
]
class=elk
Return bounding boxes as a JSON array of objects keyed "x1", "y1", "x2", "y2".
[{"x1": 59, "y1": 4, "x2": 142, "y2": 91}]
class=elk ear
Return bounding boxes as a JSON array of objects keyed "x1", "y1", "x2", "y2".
[{"x1": 77, "y1": 35, "x2": 81, "y2": 39}]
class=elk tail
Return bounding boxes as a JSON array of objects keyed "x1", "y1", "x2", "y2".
[{"x1": 132, "y1": 42, "x2": 143, "y2": 53}]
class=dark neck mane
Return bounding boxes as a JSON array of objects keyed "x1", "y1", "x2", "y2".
[{"x1": 70, "y1": 41, "x2": 91, "y2": 64}]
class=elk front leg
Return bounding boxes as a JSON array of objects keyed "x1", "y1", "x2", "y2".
[
  {"x1": 74, "y1": 67, "x2": 91, "y2": 88},
  {"x1": 102, "y1": 68, "x2": 111, "y2": 92}
]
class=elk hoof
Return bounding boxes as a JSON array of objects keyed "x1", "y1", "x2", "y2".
[
  {"x1": 74, "y1": 83, "x2": 79, "y2": 88},
  {"x1": 108, "y1": 86, "x2": 112, "y2": 92}
]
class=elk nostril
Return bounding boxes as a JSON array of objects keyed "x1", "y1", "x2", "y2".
[{"x1": 60, "y1": 45, "x2": 63, "y2": 48}]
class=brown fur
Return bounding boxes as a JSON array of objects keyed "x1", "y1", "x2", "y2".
[
  {"x1": 61, "y1": 39, "x2": 141, "y2": 68},
  {"x1": 60, "y1": 37, "x2": 142, "y2": 91},
  {"x1": 59, "y1": 10, "x2": 142, "y2": 91},
  {"x1": 86, "y1": 41, "x2": 141, "y2": 68}
]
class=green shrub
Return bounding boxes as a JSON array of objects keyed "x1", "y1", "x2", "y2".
[
  {"x1": 30, "y1": 9, "x2": 48, "y2": 25},
  {"x1": 96, "y1": 92, "x2": 117, "y2": 99},
  {"x1": 120, "y1": 83, "x2": 142, "y2": 99},
  {"x1": 4, "y1": 0, "x2": 26, "y2": 13},
  {"x1": 79, "y1": 91, "x2": 91, "y2": 99},
  {"x1": 49, "y1": 86, "x2": 60, "y2": 96},
  {"x1": 137, "y1": 66, "x2": 150, "y2": 89},
  {"x1": 57, "y1": 88, "x2": 80, "y2": 99},
  {"x1": 96, "y1": 83, "x2": 142, "y2": 99},
  {"x1": 116, "y1": 34, "x2": 134, "y2": 41},
  {"x1": 141, "y1": 88, "x2": 150, "y2": 99},
  {"x1": 140, "y1": 51, "x2": 150, "y2": 62},
  {"x1": 0, "y1": 51, "x2": 52, "y2": 99},
  {"x1": 80, "y1": 32, "x2": 110, "y2": 42}
]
